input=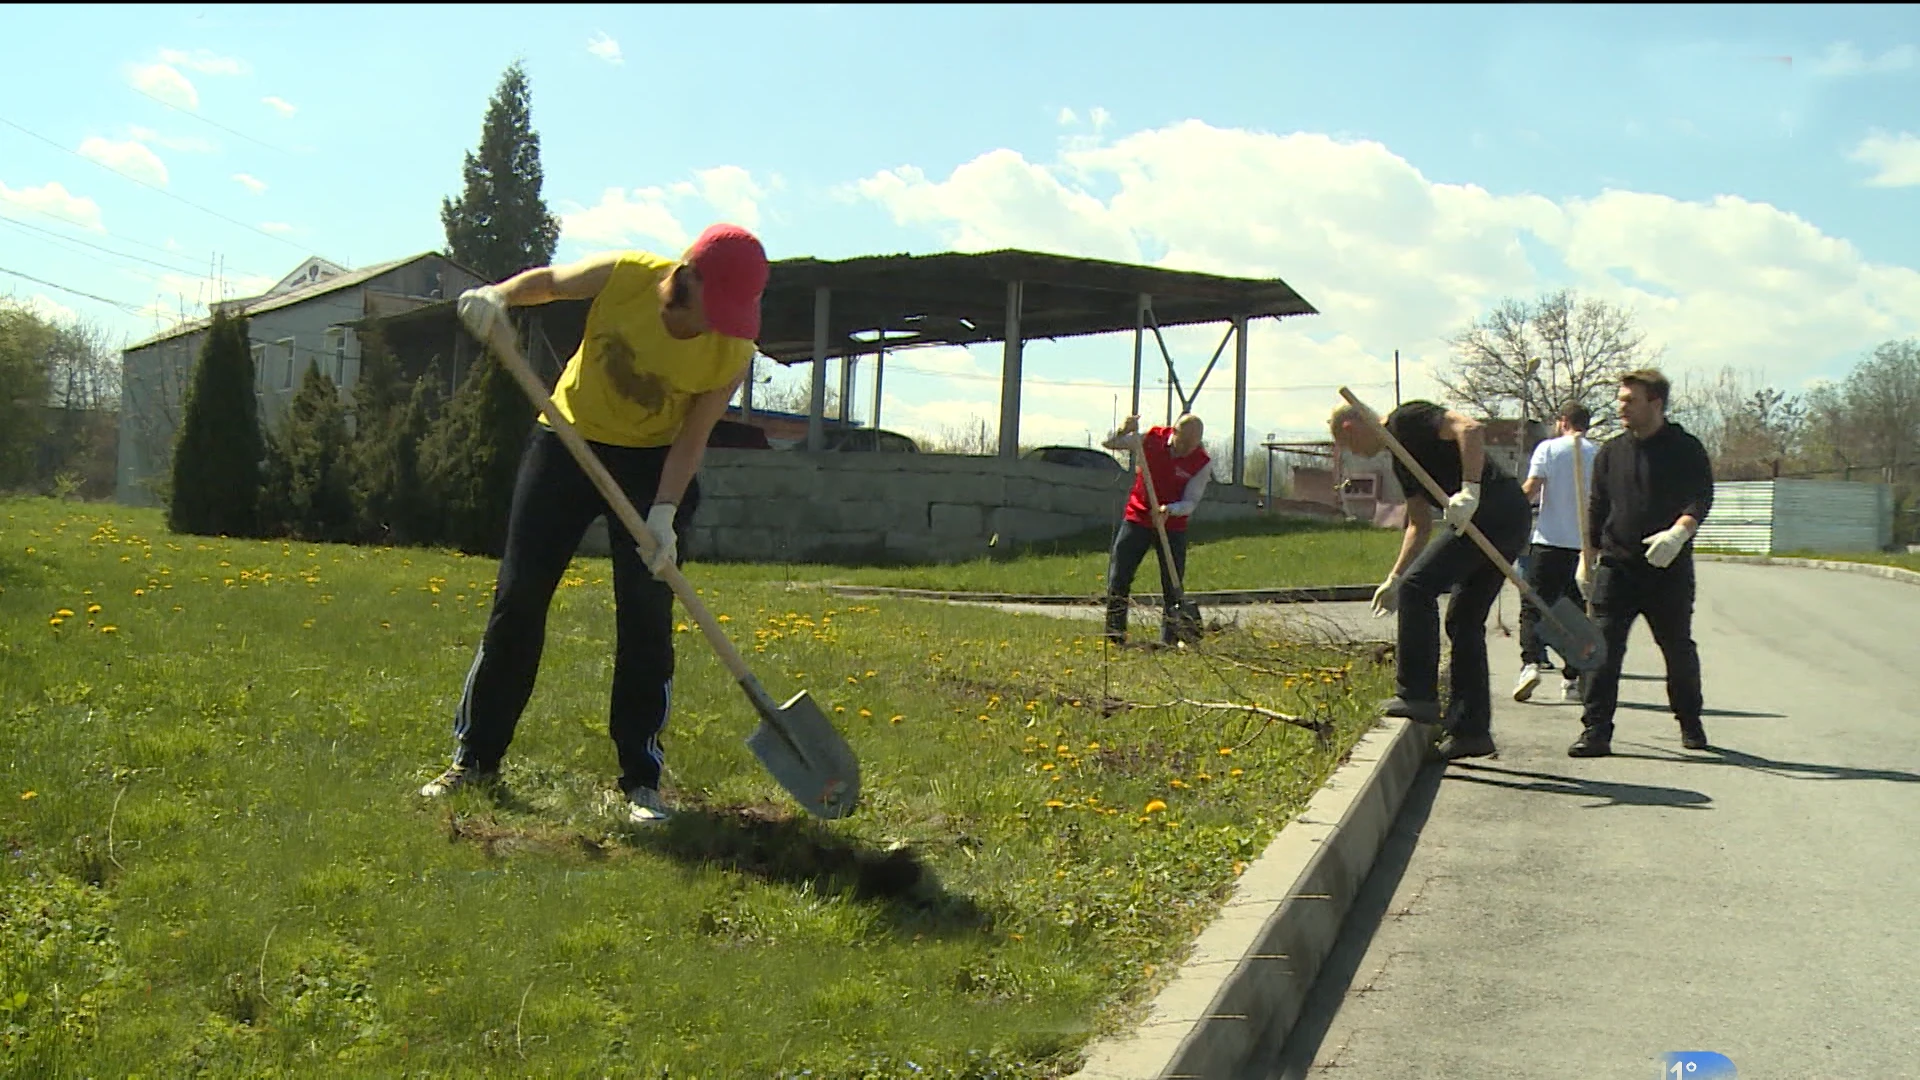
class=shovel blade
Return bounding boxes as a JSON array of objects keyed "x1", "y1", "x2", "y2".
[
  {"x1": 742, "y1": 686, "x2": 862, "y2": 820},
  {"x1": 1538, "y1": 595, "x2": 1608, "y2": 674}
]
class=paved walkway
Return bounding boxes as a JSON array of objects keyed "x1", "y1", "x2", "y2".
[{"x1": 1249, "y1": 561, "x2": 1920, "y2": 1079}]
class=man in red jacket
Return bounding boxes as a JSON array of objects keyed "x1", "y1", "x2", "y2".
[{"x1": 1102, "y1": 413, "x2": 1211, "y2": 647}]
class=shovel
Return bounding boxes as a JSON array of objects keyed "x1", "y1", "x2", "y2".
[
  {"x1": 1132, "y1": 444, "x2": 1204, "y2": 644},
  {"x1": 473, "y1": 313, "x2": 861, "y2": 820},
  {"x1": 1338, "y1": 388, "x2": 1607, "y2": 673}
]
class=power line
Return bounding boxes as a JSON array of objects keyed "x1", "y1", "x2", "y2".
[
  {"x1": 852, "y1": 357, "x2": 1397, "y2": 393},
  {"x1": 128, "y1": 83, "x2": 298, "y2": 157},
  {"x1": 0, "y1": 114, "x2": 312, "y2": 255},
  {"x1": 0, "y1": 199, "x2": 276, "y2": 282},
  {"x1": 0, "y1": 264, "x2": 146, "y2": 314},
  {"x1": 0, "y1": 214, "x2": 208, "y2": 277}
]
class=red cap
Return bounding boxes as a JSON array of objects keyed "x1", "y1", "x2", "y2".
[{"x1": 684, "y1": 223, "x2": 768, "y2": 341}]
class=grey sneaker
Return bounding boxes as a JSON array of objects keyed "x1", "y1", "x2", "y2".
[
  {"x1": 623, "y1": 786, "x2": 673, "y2": 824},
  {"x1": 1561, "y1": 677, "x2": 1582, "y2": 703},
  {"x1": 419, "y1": 762, "x2": 498, "y2": 798}
]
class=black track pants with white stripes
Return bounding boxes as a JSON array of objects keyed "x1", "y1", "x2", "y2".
[{"x1": 451, "y1": 425, "x2": 695, "y2": 795}]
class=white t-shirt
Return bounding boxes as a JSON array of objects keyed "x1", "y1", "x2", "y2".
[{"x1": 1528, "y1": 434, "x2": 1599, "y2": 549}]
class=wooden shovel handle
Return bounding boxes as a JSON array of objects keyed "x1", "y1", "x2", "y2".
[
  {"x1": 483, "y1": 321, "x2": 757, "y2": 686},
  {"x1": 1338, "y1": 387, "x2": 1543, "y2": 607}
]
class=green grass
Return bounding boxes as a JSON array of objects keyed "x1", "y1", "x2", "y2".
[
  {"x1": 0, "y1": 497, "x2": 1391, "y2": 1078},
  {"x1": 1698, "y1": 547, "x2": 1920, "y2": 573},
  {"x1": 715, "y1": 515, "x2": 1405, "y2": 596}
]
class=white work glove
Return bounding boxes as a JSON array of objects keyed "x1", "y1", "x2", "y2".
[
  {"x1": 1371, "y1": 574, "x2": 1402, "y2": 618},
  {"x1": 642, "y1": 503, "x2": 678, "y2": 575},
  {"x1": 456, "y1": 285, "x2": 510, "y2": 345},
  {"x1": 1642, "y1": 522, "x2": 1693, "y2": 569},
  {"x1": 1442, "y1": 481, "x2": 1481, "y2": 531}
]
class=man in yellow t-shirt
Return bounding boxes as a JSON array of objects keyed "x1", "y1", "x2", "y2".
[{"x1": 418, "y1": 223, "x2": 768, "y2": 825}]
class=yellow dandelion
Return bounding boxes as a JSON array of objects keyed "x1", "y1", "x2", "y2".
[
  {"x1": 1229, "y1": 767, "x2": 1244, "y2": 777},
  {"x1": 864, "y1": 670, "x2": 876, "y2": 678},
  {"x1": 380, "y1": 621, "x2": 392, "y2": 630},
  {"x1": 717, "y1": 614, "x2": 731, "y2": 623},
  {"x1": 1144, "y1": 798, "x2": 1168, "y2": 813},
  {"x1": 1218, "y1": 747, "x2": 1234, "y2": 757},
  {"x1": 1233, "y1": 860, "x2": 1248, "y2": 875},
  {"x1": 19, "y1": 791, "x2": 36, "y2": 801},
  {"x1": 1197, "y1": 772, "x2": 1212, "y2": 782},
  {"x1": 56, "y1": 608, "x2": 73, "y2": 618},
  {"x1": 1045, "y1": 799, "x2": 1065, "y2": 809},
  {"x1": 846, "y1": 675, "x2": 858, "y2": 684},
  {"x1": 889, "y1": 714, "x2": 903, "y2": 724},
  {"x1": 133, "y1": 589, "x2": 145, "y2": 597},
  {"x1": 48, "y1": 617, "x2": 63, "y2": 628},
  {"x1": 1170, "y1": 778, "x2": 1188, "y2": 789},
  {"x1": 675, "y1": 622, "x2": 690, "y2": 633},
  {"x1": 1041, "y1": 763, "x2": 1055, "y2": 772},
  {"x1": 100, "y1": 625, "x2": 117, "y2": 634},
  {"x1": 86, "y1": 603, "x2": 102, "y2": 615}
]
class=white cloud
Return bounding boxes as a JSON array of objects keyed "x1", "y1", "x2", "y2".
[
  {"x1": 694, "y1": 166, "x2": 766, "y2": 229},
  {"x1": 852, "y1": 120, "x2": 1920, "y2": 438},
  {"x1": 78, "y1": 136, "x2": 169, "y2": 186},
  {"x1": 261, "y1": 96, "x2": 297, "y2": 117},
  {"x1": 560, "y1": 166, "x2": 776, "y2": 251},
  {"x1": 158, "y1": 48, "x2": 249, "y2": 76},
  {"x1": 232, "y1": 172, "x2": 267, "y2": 194},
  {"x1": 125, "y1": 62, "x2": 197, "y2": 110},
  {"x1": 17, "y1": 294, "x2": 78, "y2": 323},
  {"x1": 587, "y1": 31, "x2": 623, "y2": 64},
  {"x1": 560, "y1": 187, "x2": 689, "y2": 250},
  {"x1": 127, "y1": 126, "x2": 215, "y2": 153},
  {"x1": 1810, "y1": 42, "x2": 1919, "y2": 77},
  {"x1": 259, "y1": 221, "x2": 294, "y2": 235},
  {"x1": 0, "y1": 181, "x2": 106, "y2": 231},
  {"x1": 1058, "y1": 107, "x2": 1078, "y2": 126},
  {"x1": 1850, "y1": 130, "x2": 1920, "y2": 187},
  {"x1": 1090, "y1": 106, "x2": 1111, "y2": 133}
]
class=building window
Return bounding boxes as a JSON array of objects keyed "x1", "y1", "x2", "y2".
[
  {"x1": 251, "y1": 343, "x2": 267, "y2": 389},
  {"x1": 280, "y1": 338, "x2": 296, "y2": 390}
]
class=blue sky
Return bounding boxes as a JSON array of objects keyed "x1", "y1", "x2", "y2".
[{"x1": 4, "y1": 4, "x2": 1918, "y2": 450}]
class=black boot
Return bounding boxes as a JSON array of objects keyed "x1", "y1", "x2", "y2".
[
  {"x1": 1568, "y1": 727, "x2": 1612, "y2": 757},
  {"x1": 1678, "y1": 718, "x2": 1709, "y2": 750},
  {"x1": 1435, "y1": 730, "x2": 1496, "y2": 760}
]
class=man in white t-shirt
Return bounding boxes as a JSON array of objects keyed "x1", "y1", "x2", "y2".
[{"x1": 1514, "y1": 403, "x2": 1600, "y2": 702}]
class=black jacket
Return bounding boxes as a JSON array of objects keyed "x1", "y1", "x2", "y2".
[{"x1": 1588, "y1": 421, "x2": 1715, "y2": 563}]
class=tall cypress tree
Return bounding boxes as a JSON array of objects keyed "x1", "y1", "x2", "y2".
[
  {"x1": 169, "y1": 310, "x2": 261, "y2": 536},
  {"x1": 440, "y1": 61, "x2": 562, "y2": 280}
]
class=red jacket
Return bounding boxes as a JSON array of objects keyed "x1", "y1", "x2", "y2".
[{"x1": 1126, "y1": 426, "x2": 1211, "y2": 532}]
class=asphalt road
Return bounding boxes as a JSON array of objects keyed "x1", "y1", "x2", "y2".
[{"x1": 1247, "y1": 560, "x2": 1920, "y2": 1080}]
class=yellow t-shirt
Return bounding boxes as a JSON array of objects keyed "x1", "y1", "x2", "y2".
[{"x1": 546, "y1": 251, "x2": 754, "y2": 448}]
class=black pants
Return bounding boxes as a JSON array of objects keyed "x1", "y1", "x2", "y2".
[
  {"x1": 1519, "y1": 544, "x2": 1587, "y2": 669},
  {"x1": 1396, "y1": 478, "x2": 1530, "y2": 737},
  {"x1": 1105, "y1": 520, "x2": 1192, "y2": 645},
  {"x1": 1578, "y1": 554, "x2": 1703, "y2": 738},
  {"x1": 451, "y1": 425, "x2": 697, "y2": 794}
]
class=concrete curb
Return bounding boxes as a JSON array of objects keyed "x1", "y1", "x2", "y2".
[
  {"x1": 824, "y1": 584, "x2": 1377, "y2": 607},
  {"x1": 1066, "y1": 717, "x2": 1430, "y2": 1080},
  {"x1": 1696, "y1": 552, "x2": 1920, "y2": 588}
]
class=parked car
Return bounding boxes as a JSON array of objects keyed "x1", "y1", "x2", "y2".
[
  {"x1": 788, "y1": 427, "x2": 922, "y2": 453},
  {"x1": 1023, "y1": 445, "x2": 1126, "y2": 474},
  {"x1": 707, "y1": 419, "x2": 772, "y2": 449}
]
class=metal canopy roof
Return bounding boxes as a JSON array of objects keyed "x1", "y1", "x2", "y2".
[
  {"x1": 754, "y1": 248, "x2": 1317, "y2": 364},
  {"x1": 356, "y1": 248, "x2": 1318, "y2": 363}
]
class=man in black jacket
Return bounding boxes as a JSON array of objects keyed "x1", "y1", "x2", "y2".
[{"x1": 1569, "y1": 368, "x2": 1716, "y2": 757}]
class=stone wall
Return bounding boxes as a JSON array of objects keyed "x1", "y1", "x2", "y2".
[{"x1": 581, "y1": 452, "x2": 1264, "y2": 565}]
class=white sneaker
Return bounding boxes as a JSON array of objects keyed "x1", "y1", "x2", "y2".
[
  {"x1": 1513, "y1": 664, "x2": 1543, "y2": 702},
  {"x1": 1561, "y1": 677, "x2": 1582, "y2": 703},
  {"x1": 623, "y1": 786, "x2": 672, "y2": 824}
]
